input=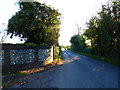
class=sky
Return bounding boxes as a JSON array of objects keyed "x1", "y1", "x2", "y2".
[{"x1": 0, "y1": 0, "x2": 109, "y2": 46}]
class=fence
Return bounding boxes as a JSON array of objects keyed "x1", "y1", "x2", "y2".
[{"x1": 1, "y1": 44, "x2": 54, "y2": 71}]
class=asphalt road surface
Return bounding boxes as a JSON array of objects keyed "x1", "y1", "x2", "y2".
[{"x1": 11, "y1": 50, "x2": 119, "y2": 88}]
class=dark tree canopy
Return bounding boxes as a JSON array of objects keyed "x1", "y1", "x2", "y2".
[
  {"x1": 7, "y1": 1, "x2": 61, "y2": 45},
  {"x1": 70, "y1": 34, "x2": 87, "y2": 52},
  {"x1": 84, "y1": 1, "x2": 120, "y2": 58},
  {"x1": 70, "y1": 1, "x2": 119, "y2": 64}
]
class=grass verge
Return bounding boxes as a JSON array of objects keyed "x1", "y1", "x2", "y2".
[{"x1": 70, "y1": 50, "x2": 120, "y2": 67}]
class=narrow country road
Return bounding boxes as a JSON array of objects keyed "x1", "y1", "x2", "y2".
[{"x1": 11, "y1": 50, "x2": 119, "y2": 88}]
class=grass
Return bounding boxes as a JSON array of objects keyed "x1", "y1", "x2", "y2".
[{"x1": 70, "y1": 50, "x2": 120, "y2": 67}]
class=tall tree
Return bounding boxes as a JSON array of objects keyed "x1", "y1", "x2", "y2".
[
  {"x1": 84, "y1": 1, "x2": 120, "y2": 58},
  {"x1": 7, "y1": 1, "x2": 61, "y2": 45}
]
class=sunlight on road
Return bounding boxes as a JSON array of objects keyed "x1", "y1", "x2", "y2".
[{"x1": 63, "y1": 56, "x2": 80, "y2": 64}]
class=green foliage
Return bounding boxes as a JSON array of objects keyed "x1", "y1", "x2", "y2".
[
  {"x1": 1, "y1": 43, "x2": 48, "y2": 46},
  {"x1": 70, "y1": 34, "x2": 87, "y2": 52},
  {"x1": 58, "y1": 46, "x2": 63, "y2": 60},
  {"x1": 7, "y1": 1, "x2": 61, "y2": 45},
  {"x1": 24, "y1": 43, "x2": 48, "y2": 46},
  {"x1": 70, "y1": 1, "x2": 119, "y2": 66},
  {"x1": 84, "y1": 1, "x2": 120, "y2": 59},
  {"x1": 83, "y1": 47, "x2": 92, "y2": 54},
  {"x1": 71, "y1": 50, "x2": 120, "y2": 67},
  {"x1": 53, "y1": 45, "x2": 59, "y2": 60},
  {"x1": 52, "y1": 45, "x2": 62, "y2": 61},
  {"x1": 24, "y1": 43, "x2": 38, "y2": 46}
]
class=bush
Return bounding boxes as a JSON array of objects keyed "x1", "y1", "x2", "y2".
[
  {"x1": 83, "y1": 47, "x2": 92, "y2": 54},
  {"x1": 24, "y1": 43, "x2": 38, "y2": 46}
]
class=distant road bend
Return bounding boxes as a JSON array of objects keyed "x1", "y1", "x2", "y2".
[{"x1": 11, "y1": 50, "x2": 119, "y2": 88}]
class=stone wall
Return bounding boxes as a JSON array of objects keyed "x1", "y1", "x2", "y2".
[
  {"x1": 10, "y1": 49, "x2": 35, "y2": 65},
  {"x1": 1, "y1": 44, "x2": 54, "y2": 66},
  {"x1": 0, "y1": 50, "x2": 4, "y2": 65}
]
